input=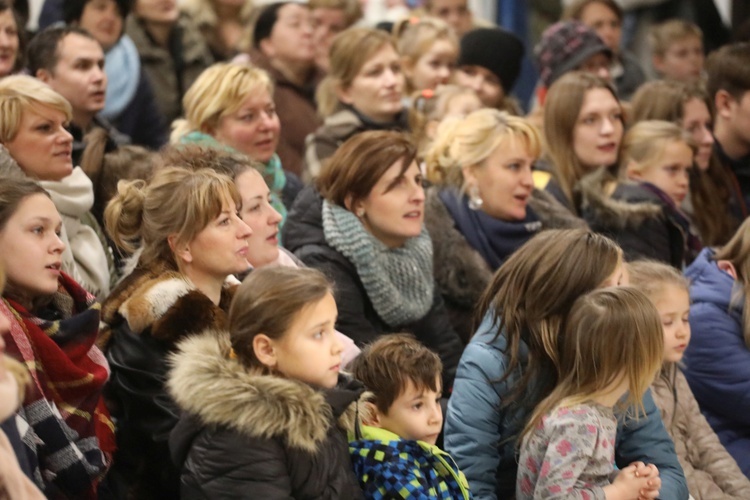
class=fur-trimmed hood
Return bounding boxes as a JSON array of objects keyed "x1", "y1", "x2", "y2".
[
  {"x1": 167, "y1": 331, "x2": 366, "y2": 454},
  {"x1": 100, "y1": 268, "x2": 235, "y2": 347},
  {"x1": 578, "y1": 167, "x2": 663, "y2": 231}
]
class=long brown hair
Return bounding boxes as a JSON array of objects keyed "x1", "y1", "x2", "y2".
[
  {"x1": 714, "y1": 218, "x2": 750, "y2": 349},
  {"x1": 521, "y1": 287, "x2": 664, "y2": 440},
  {"x1": 475, "y1": 228, "x2": 622, "y2": 412}
]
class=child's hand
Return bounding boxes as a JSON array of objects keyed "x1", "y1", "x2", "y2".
[
  {"x1": 603, "y1": 464, "x2": 652, "y2": 500},
  {"x1": 631, "y1": 462, "x2": 660, "y2": 500}
]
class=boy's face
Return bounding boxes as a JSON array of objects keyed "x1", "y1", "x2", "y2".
[
  {"x1": 653, "y1": 35, "x2": 704, "y2": 82},
  {"x1": 372, "y1": 377, "x2": 443, "y2": 445}
]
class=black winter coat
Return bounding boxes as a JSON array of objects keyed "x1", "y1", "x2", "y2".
[
  {"x1": 282, "y1": 187, "x2": 464, "y2": 390},
  {"x1": 168, "y1": 332, "x2": 365, "y2": 499}
]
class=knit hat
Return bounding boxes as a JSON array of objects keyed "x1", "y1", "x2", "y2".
[
  {"x1": 535, "y1": 20, "x2": 612, "y2": 88},
  {"x1": 252, "y1": 2, "x2": 290, "y2": 49},
  {"x1": 458, "y1": 28, "x2": 525, "y2": 92}
]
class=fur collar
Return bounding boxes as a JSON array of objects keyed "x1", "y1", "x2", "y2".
[
  {"x1": 100, "y1": 268, "x2": 235, "y2": 346},
  {"x1": 578, "y1": 167, "x2": 662, "y2": 230},
  {"x1": 424, "y1": 189, "x2": 491, "y2": 307},
  {"x1": 168, "y1": 332, "x2": 365, "y2": 453}
]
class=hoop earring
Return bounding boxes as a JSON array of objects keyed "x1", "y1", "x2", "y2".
[{"x1": 468, "y1": 185, "x2": 483, "y2": 211}]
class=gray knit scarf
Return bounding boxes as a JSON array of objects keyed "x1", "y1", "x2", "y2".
[{"x1": 322, "y1": 200, "x2": 434, "y2": 326}]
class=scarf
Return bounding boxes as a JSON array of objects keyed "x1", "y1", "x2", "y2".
[
  {"x1": 639, "y1": 182, "x2": 703, "y2": 259},
  {"x1": 179, "y1": 131, "x2": 288, "y2": 228},
  {"x1": 0, "y1": 273, "x2": 114, "y2": 498},
  {"x1": 322, "y1": 200, "x2": 433, "y2": 326},
  {"x1": 439, "y1": 189, "x2": 542, "y2": 270},
  {"x1": 101, "y1": 35, "x2": 141, "y2": 120}
]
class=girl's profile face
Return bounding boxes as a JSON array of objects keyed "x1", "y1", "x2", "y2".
[
  {"x1": 266, "y1": 292, "x2": 343, "y2": 388},
  {"x1": 338, "y1": 44, "x2": 405, "y2": 123},
  {"x1": 629, "y1": 140, "x2": 693, "y2": 206},
  {"x1": 653, "y1": 285, "x2": 690, "y2": 363},
  {"x1": 572, "y1": 88, "x2": 623, "y2": 171},
  {"x1": 406, "y1": 39, "x2": 456, "y2": 92},
  {"x1": 235, "y1": 169, "x2": 282, "y2": 268},
  {"x1": 0, "y1": 194, "x2": 65, "y2": 301}
]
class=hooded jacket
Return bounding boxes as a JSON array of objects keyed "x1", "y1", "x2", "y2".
[
  {"x1": 651, "y1": 364, "x2": 750, "y2": 499},
  {"x1": 684, "y1": 247, "x2": 750, "y2": 477},
  {"x1": 283, "y1": 186, "x2": 463, "y2": 390},
  {"x1": 101, "y1": 268, "x2": 236, "y2": 499},
  {"x1": 168, "y1": 332, "x2": 365, "y2": 499},
  {"x1": 578, "y1": 167, "x2": 691, "y2": 268},
  {"x1": 424, "y1": 187, "x2": 586, "y2": 342}
]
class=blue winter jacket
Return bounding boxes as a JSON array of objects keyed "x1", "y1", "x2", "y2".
[
  {"x1": 444, "y1": 313, "x2": 689, "y2": 500},
  {"x1": 684, "y1": 247, "x2": 750, "y2": 477}
]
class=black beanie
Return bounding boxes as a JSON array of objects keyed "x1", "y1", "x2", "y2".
[
  {"x1": 252, "y1": 2, "x2": 290, "y2": 49},
  {"x1": 458, "y1": 28, "x2": 525, "y2": 93}
]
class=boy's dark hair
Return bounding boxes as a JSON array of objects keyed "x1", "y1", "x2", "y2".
[
  {"x1": 706, "y1": 42, "x2": 750, "y2": 102},
  {"x1": 63, "y1": 0, "x2": 130, "y2": 25},
  {"x1": 27, "y1": 25, "x2": 97, "y2": 76},
  {"x1": 350, "y1": 335, "x2": 442, "y2": 414}
]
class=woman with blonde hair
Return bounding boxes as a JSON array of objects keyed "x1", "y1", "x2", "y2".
[
  {"x1": 171, "y1": 62, "x2": 288, "y2": 223},
  {"x1": 0, "y1": 75, "x2": 114, "y2": 299},
  {"x1": 423, "y1": 108, "x2": 583, "y2": 340},
  {"x1": 444, "y1": 228, "x2": 688, "y2": 499},
  {"x1": 0, "y1": 178, "x2": 114, "y2": 497},
  {"x1": 305, "y1": 28, "x2": 409, "y2": 179},
  {"x1": 630, "y1": 80, "x2": 740, "y2": 246},
  {"x1": 393, "y1": 16, "x2": 458, "y2": 93},
  {"x1": 536, "y1": 71, "x2": 624, "y2": 214},
  {"x1": 683, "y1": 217, "x2": 750, "y2": 476},
  {"x1": 101, "y1": 165, "x2": 252, "y2": 498}
]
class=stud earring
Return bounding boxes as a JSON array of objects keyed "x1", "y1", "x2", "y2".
[
  {"x1": 468, "y1": 185, "x2": 483, "y2": 211},
  {"x1": 356, "y1": 209, "x2": 365, "y2": 218}
]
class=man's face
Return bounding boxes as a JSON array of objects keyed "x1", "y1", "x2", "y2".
[{"x1": 37, "y1": 33, "x2": 107, "y2": 125}]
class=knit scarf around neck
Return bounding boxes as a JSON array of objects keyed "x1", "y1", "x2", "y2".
[
  {"x1": 322, "y1": 200, "x2": 433, "y2": 326},
  {"x1": 439, "y1": 188, "x2": 542, "y2": 270},
  {"x1": 0, "y1": 273, "x2": 114, "y2": 497}
]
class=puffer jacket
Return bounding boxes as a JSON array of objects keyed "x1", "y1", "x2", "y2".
[
  {"x1": 684, "y1": 247, "x2": 750, "y2": 477},
  {"x1": 168, "y1": 332, "x2": 365, "y2": 499},
  {"x1": 444, "y1": 313, "x2": 689, "y2": 500},
  {"x1": 424, "y1": 187, "x2": 586, "y2": 342},
  {"x1": 101, "y1": 267, "x2": 236, "y2": 499},
  {"x1": 282, "y1": 186, "x2": 464, "y2": 390},
  {"x1": 652, "y1": 364, "x2": 750, "y2": 499}
]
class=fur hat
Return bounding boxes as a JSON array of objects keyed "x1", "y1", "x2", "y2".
[
  {"x1": 535, "y1": 20, "x2": 612, "y2": 88},
  {"x1": 458, "y1": 28, "x2": 524, "y2": 92}
]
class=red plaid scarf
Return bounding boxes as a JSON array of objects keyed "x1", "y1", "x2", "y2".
[{"x1": 1, "y1": 272, "x2": 115, "y2": 497}]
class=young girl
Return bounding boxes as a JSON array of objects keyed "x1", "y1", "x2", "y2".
[
  {"x1": 581, "y1": 120, "x2": 701, "y2": 268},
  {"x1": 410, "y1": 84, "x2": 482, "y2": 155},
  {"x1": 516, "y1": 287, "x2": 664, "y2": 499},
  {"x1": 394, "y1": 16, "x2": 458, "y2": 94},
  {"x1": 629, "y1": 261, "x2": 750, "y2": 499},
  {"x1": 167, "y1": 266, "x2": 365, "y2": 498}
]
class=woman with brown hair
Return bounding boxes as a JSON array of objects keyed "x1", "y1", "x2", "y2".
[
  {"x1": 101, "y1": 165, "x2": 252, "y2": 498},
  {"x1": 536, "y1": 71, "x2": 624, "y2": 214},
  {"x1": 284, "y1": 130, "x2": 463, "y2": 390},
  {"x1": 304, "y1": 28, "x2": 409, "y2": 179}
]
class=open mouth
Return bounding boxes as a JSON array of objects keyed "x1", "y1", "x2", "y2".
[{"x1": 45, "y1": 262, "x2": 62, "y2": 271}]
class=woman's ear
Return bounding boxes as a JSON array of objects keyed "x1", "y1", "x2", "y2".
[
  {"x1": 335, "y1": 83, "x2": 353, "y2": 106},
  {"x1": 625, "y1": 160, "x2": 643, "y2": 181},
  {"x1": 461, "y1": 164, "x2": 478, "y2": 188},
  {"x1": 253, "y1": 334, "x2": 277, "y2": 368},
  {"x1": 717, "y1": 259, "x2": 738, "y2": 280},
  {"x1": 168, "y1": 235, "x2": 192, "y2": 264}
]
